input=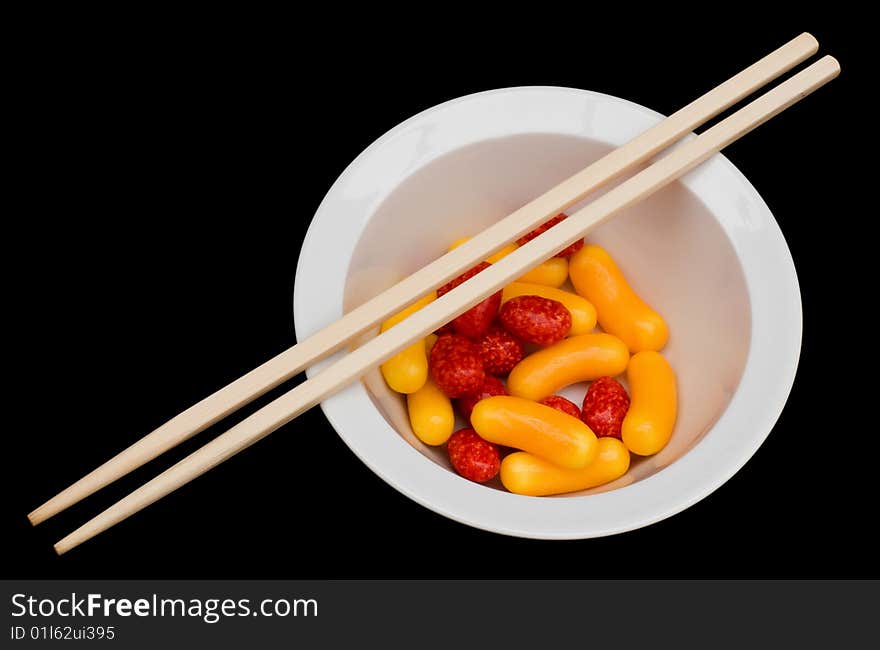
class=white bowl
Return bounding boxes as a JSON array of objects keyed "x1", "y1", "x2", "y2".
[{"x1": 293, "y1": 87, "x2": 801, "y2": 539}]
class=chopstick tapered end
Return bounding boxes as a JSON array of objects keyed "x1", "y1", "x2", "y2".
[
  {"x1": 54, "y1": 537, "x2": 75, "y2": 556},
  {"x1": 28, "y1": 507, "x2": 48, "y2": 527}
]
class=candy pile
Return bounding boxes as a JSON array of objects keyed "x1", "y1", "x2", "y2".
[{"x1": 380, "y1": 214, "x2": 677, "y2": 496}]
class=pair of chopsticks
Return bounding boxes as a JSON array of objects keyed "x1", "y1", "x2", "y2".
[{"x1": 31, "y1": 33, "x2": 838, "y2": 554}]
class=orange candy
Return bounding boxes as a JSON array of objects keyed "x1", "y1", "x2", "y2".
[
  {"x1": 471, "y1": 396, "x2": 597, "y2": 469},
  {"x1": 506, "y1": 333, "x2": 630, "y2": 402},
  {"x1": 621, "y1": 351, "x2": 678, "y2": 456},
  {"x1": 500, "y1": 438, "x2": 630, "y2": 496},
  {"x1": 569, "y1": 245, "x2": 668, "y2": 353}
]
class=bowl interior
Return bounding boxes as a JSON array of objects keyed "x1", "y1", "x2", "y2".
[{"x1": 343, "y1": 132, "x2": 751, "y2": 495}]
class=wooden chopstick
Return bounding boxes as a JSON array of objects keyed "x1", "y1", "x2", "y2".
[
  {"x1": 28, "y1": 34, "x2": 819, "y2": 528},
  {"x1": 52, "y1": 55, "x2": 840, "y2": 554}
]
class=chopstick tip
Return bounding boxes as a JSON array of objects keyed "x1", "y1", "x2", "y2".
[
  {"x1": 54, "y1": 539, "x2": 72, "y2": 556},
  {"x1": 27, "y1": 508, "x2": 45, "y2": 527}
]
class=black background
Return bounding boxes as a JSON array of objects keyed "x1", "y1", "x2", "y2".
[{"x1": 5, "y1": 14, "x2": 874, "y2": 578}]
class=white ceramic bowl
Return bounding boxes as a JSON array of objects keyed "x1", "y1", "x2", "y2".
[{"x1": 293, "y1": 87, "x2": 801, "y2": 539}]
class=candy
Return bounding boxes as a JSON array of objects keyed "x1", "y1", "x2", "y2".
[
  {"x1": 407, "y1": 378, "x2": 455, "y2": 446},
  {"x1": 380, "y1": 340, "x2": 429, "y2": 394},
  {"x1": 581, "y1": 376, "x2": 630, "y2": 439},
  {"x1": 438, "y1": 262, "x2": 501, "y2": 339},
  {"x1": 437, "y1": 262, "x2": 489, "y2": 296},
  {"x1": 499, "y1": 295, "x2": 571, "y2": 346},
  {"x1": 448, "y1": 235, "x2": 569, "y2": 286},
  {"x1": 621, "y1": 351, "x2": 677, "y2": 456},
  {"x1": 569, "y1": 245, "x2": 668, "y2": 353},
  {"x1": 447, "y1": 429, "x2": 501, "y2": 483},
  {"x1": 448, "y1": 236, "x2": 518, "y2": 264},
  {"x1": 539, "y1": 395, "x2": 582, "y2": 420},
  {"x1": 517, "y1": 256, "x2": 568, "y2": 287},
  {"x1": 471, "y1": 396, "x2": 597, "y2": 469},
  {"x1": 429, "y1": 334, "x2": 485, "y2": 398},
  {"x1": 501, "y1": 282, "x2": 597, "y2": 336},
  {"x1": 476, "y1": 326, "x2": 524, "y2": 375},
  {"x1": 392, "y1": 233, "x2": 677, "y2": 497},
  {"x1": 506, "y1": 333, "x2": 630, "y2": 401},
  {"x1": 516, "y1": 213, "x2": 584, "y2": 258},
  {"x1": 379, "y1": 293, "x2": 436, "y2": 394},
  {"x1": 500, "y1": 438, "x2": 630, "y2": 496},
  {"x1": 451, "y1": 293, "x2": 501, "y2": 339},
  {"x1": 457, "y1": 375, "x2": 508, "y2": 423},
  {"x1": 382, "y1": 292, "x2": 437, "y2": 329}
]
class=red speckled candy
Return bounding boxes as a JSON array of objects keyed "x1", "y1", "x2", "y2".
[
  {"x1": 447, "y1": 428, "x2": 501, "y2": 483},
  {"x1": 476, "y1": 326, "x2": 524, "y2": 375},
  {"x1": 457, "y1": 375, "x2": 508, "y2": 423},
  {"x1": 429, "y1": 334, "x2": 485, "y2": 398},
  {"x1": 516, "y1": 213, "x2": 584, "y2": 258},
  {"x1": 437, "y1": 262, "x2": 490, "y2": 296},
  {"x1": 581, "y1": 376, "x2": 631, "y2": 438},
  {"x1": 539, "y1": 395, "x2": 582, "y2": 420},
  {"x1": 499, "y1": 295, "x2": 572, "y2": 346},
  {"x1": 452, "y1": 292, "x2": 501, "y2": 339},
  {"x1": 438, "y1": 262, "x2": 502, "y2": 339}
]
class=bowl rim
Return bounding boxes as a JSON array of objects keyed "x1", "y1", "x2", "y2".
[{"x1": 293, "y1": 86, "x2": 802, "y2": 539}]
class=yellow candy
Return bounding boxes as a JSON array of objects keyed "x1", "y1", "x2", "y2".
[
  {"x1": 569, "y1": 245, "x2": 668, "y2": 352},
  {"x1": 379, "y1": 293, "x2": 436, "y2": 394},
  {"x1": 500, "y1": 438, "x2": 631, "y2": 496},
  {"x1": 506, "y1": 333, "x2": 630, "y2": 401},
  {"x1": 621, "y1": 351, "x2": 677, "y2": 456},
  {"x1": 501, "y1": 282, "x2": 597, "y2": 335},
  {"x1": 407, "y1": 378, "x2": 454, "y2": 445},
  {"x1": 518, "y1": 256, "x2": 568, "y2": 287},
  {"x1": 471, "y1": 396, "x2": 597, "y2": 469},
  {"x1": 448, "y1": 236, "x2": 517, "y2": 264},
  {"x1": 381, "y1": 342, "x2": 428, "y2": 394},
  {"x1": 382, "y1": 292, "x2": 436, "y2": 329}
]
